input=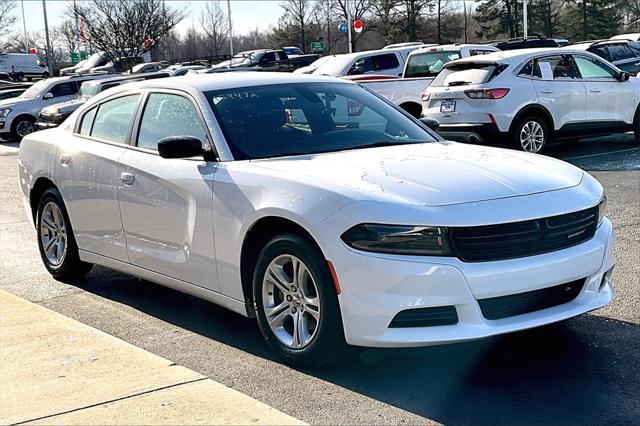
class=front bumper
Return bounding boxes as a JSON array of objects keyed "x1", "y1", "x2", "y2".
[
  {"x1": 328, "y1": 218, "x2": 615, "y2": 348},
  {"x1": 435, "y1": 123, "x2": 506, "y2": 145}
]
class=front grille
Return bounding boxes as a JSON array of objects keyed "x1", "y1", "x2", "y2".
[
  {"x1": 389, "y1": 305, "x2": 458, "y2": 328},
  {"x1": 478, "y1": 279, "x2": 585, "y2": 320},
  {"x1": 450, "y1": 206, "x2": 598, "y2": 262}
]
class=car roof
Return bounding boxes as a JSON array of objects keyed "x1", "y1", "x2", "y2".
[
  {"x1": 109, "y1": 72, "x2": 350, "y2": 94},
  {"x1": 409, "y1": 43, "x2": 498, "y2": 55},
  {"x1": 445, "y1": 48, "x2": 598, "y2": 66}
]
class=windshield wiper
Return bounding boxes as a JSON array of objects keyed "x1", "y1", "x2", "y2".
[{"x1": 355, "y1": 140, "x2": 413, "y2": 150}]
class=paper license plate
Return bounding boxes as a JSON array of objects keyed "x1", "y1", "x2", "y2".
[{"x1": 440, "y1": 100, "x2": 456, "y2": 113}]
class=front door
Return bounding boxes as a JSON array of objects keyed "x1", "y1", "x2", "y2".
[
  {"x1": 573, "y1": 54, "x2": 636, "y2": 125},
  {"x1": 117, "y1": 91, "x2": 219, "y2": 291}
]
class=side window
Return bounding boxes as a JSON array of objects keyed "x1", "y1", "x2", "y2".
[
  {"x1": 90, "y1": 95, "x2": 140, "y2": 144},
  {"x1": 373, "y1": 54, "x2": 400, "y2": 71},
  {"x1": 262, "y1": 52, "x2": 277, "y2": 63},
  {"x1": 590, "y1": 46, "x2": 610, "y2": 61},
  {"x1": 537, "y1": 56, "x2": 580, "y2": 80},
  {"x1": 137, "y1": 93, "x2": 207, "y2": 151},
  {"x1": 469, "y1": 49, "x2": 494, "y2": 56},
  {"x1": 79, "y1": 107, "x2": 97, "y2": 135},
  {"x1": 348, "y1": 57, "x2": 373, "y2": 75},
  {"x1": 608, "y1": 45, "x2": 635, "y2": 61},
  {"x1": 574, "y1": 56, "x2": 616, "y2": 80},
  {"x1": 50, "y1": 82, "x2": 77, "y2": 98}
]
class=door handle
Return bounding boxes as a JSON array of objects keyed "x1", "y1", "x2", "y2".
[
  {"x1": 120, "y1": 172, "x2": 135, "y2": 185},
  {"x1": 590, "y1": 88, "x2": 602, "y2": 93},
  {"x1": 60, "y1": 153, "x2": 70, "y2": 165},
  {"x1": 540, "y1": 89, "x2": 554, "y2": 94}
]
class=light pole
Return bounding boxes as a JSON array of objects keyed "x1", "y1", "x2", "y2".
[
  {"x1": 346, "y1": 1, "x2": 352, "y2": 53},
  {"x1": 42, "y1": 0, "x2": 53, "y2": 76},
  {"x1": 523, "y1": 0, "x2": 529, "y2": 39},
  {"x1": 227, "y1": 0, "x2": 234, "y2": 57},
  {"x1": 20, "y1": 0, "x2": 28, "y2": 53}
]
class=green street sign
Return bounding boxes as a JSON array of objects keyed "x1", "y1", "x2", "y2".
[
  {"x1": 70, "y1": 51, "x2": 88, "y2": 64},
  {"x1": 310, "y1": 41, "x2": 325, "y2": 53}
]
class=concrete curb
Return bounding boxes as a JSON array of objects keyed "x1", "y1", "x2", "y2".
[{"x1": 0, "y1": 290, "x2": 305, "y2": 425}]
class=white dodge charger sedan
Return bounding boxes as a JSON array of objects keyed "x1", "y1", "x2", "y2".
[{"x1": 18, "y1": 73, "x2": 615, "y2": 366}]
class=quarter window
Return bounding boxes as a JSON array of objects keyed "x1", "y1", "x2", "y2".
[
  {"x1": 137, "y1": 93, "x2": 207, "y2": 151},
  {"x1": 373, "y1": 54, "x2": 400, "y2": 71},
  {"x1": 90, "y1": 95, "x2": 140, "y2": 144},
  {"x1": 79, "y1": 107, "x2": 97, "y2": 135}
]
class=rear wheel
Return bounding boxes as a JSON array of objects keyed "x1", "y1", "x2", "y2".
[
  {"x1": 36, "y1": 188, "x2": 92, "y2": 280},
  {"x1": 634, "y1": 110, "x2": 640, "y2": 145},
  {"x1": 512, "y1": 115, "x2": 549, "y2": 154},
  {"x1": 253, "y1": 233, "x2": 346, "y2": 367},
  {"x1": 42, "y1": 71, "x2": 49, "y2": 79}
]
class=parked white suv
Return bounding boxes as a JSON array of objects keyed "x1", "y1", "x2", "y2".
[
  {"x1": 0, "y1": 75, "x2": 107, "y2": 141},
  {"x1": 422, "y1": 48, "x2": 640, "y2": 153}
]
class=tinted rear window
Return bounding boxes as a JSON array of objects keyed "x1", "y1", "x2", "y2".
[{"x1": 431, "y1": 64, "x2": 501, "y2": 87}]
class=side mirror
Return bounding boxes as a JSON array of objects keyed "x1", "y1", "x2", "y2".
[
  {"x1": 43, "y1": 92, "x2": 53, "y2": 99},
  {"x1": 420, "y1": 117, "x2": 440, "y2": 132},
  {"x1": 617, "y1": 71, "x2": 630, "y2": 82},
  {"x1": 158, "y1": 136, "x2": 205, "y2": 159}
]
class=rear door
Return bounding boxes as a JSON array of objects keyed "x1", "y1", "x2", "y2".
[
  {"x1": 531, "y1": 55, "x2": 587, "y2": 130},
  {"x1": 117, "y1": 90, "x2": 220, "y2": 291},
  {"x1": 371, "y1": 53, "x2": 402, "y2": 76},
  {"x1": 59, "y1": 93, "x2": 141, "y2": 262}
]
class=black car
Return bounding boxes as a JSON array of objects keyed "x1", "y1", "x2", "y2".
[
  {"x1": 494, "y1": 37, "x2": 570, "y2": 51},
  {"x1": 570, "y1": 40, "x2": 640, "y2": 75}
]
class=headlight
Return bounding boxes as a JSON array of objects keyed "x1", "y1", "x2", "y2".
[
  {"x1": 0, "y1": 108, "x2": 12, "y2": 118},
  {"x1": 341, "y1": 224, "x2": 453, "y2": 256},
  {"x1": 598, "y1": 195, "x2": 607, "y2": 225}
]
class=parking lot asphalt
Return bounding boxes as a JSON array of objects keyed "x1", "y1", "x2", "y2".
[{"x1": 1, "y1": 141, "x2": 639, "y2": 424}]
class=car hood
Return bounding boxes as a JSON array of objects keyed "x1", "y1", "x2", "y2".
[{"x1": 251, "y1": 142, "x2": 584, "y2": 207}]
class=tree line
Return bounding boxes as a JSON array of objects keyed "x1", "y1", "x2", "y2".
[{"x1": 0, "y1": 0, "x2": 637, "y2": 71}]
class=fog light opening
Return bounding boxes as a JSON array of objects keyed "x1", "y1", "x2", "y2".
[{"x1": 599, "y1": 267, "x2": 614, "y2": 292}]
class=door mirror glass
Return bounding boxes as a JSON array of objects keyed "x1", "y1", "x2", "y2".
[
  {"x1": 420, "y1": 117, "x2": 440, "y2": 131},
  {"x1": 158, "y1": 136, "x2": 205, "y2": 159},
  {"x1": 43, "y1": 92, "x2": 53, "y2": 99}
]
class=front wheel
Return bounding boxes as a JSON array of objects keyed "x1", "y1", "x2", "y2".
[
  {"x1": 253, "y1": 233, "x2": 346, "y2": 367},
  {"x1": 36, "y1": 188, "x2": 93, "y2": 281},
  {"x1": 11, "y1": 116, "x2": 35, "y2": 141},
  {"x1": 512, "y1": 115, "x2": 549, "y2": 154}
]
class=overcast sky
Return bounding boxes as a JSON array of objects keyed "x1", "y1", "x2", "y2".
[{"x1": 18, "y1": 0, "x2": 284, "y2": 37}]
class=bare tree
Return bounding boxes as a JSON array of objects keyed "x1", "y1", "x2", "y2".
[
  {"x1": 53, "y1": 18, "x2": 80, "y2": 55},
  {"x1": 280, "y1": 0, "x2": 314, "y2": 52},
  {"x1": 72, "y1": 0, "x2": 185, "y2": 72},
  {"x1": 201, "y1": 1, "x2": 228, "y2": 57},
  {"x1": 0, "y1": 0, "x2": 17, "y2": 54},
  {"x1": 370, "y1": 0, "x2": 401, "y2": 44}
]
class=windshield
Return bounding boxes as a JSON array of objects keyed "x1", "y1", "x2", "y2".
[
  {"x1": 404, "y1": 51, "x2": 461, "y2": 78},
  {"x1": 82, "y1": 52, "x2": 109, "y2": 69},
  {"x1": 18, "y1": 79, "x2": 50, "y2": 99},
  {"x1": 431, "y1": 64, "x2": 498, "y2": 87},
  {"x1": 206, "y1": 82, "x2": 436, "y2": 160},
  {"x1": 312, "y1": 56, "x2": 352, "y2": 76}
]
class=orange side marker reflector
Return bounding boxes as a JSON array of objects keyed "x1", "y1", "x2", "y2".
[{"x1": 327, "y1": 260, "x2": 342, "y2": 295}]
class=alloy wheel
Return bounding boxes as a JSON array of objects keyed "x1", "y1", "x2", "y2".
[
  {"x1": 16, "y1": 120, "x2": 34, "y2": 138},
  {"x1": 262, "y1": 254, "x2": 321, "y2": 349},
  {"x1": 39, "y1": 202, "x2": 67, "y2": 266},
  {"x1": 519, "y1": 121, "x2": 545, "y2": 153}
]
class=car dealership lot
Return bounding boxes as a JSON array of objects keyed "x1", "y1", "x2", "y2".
[{"x1": 1, "y1": 136, "x2": 638, "y2": 424}]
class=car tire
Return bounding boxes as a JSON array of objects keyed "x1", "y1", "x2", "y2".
[
  {"x1": 253, "y1": 233, "x2": 346, "y2": 367},
  {"x1": 11, "y1": 116, "x2": 36, "y2": 141},
  {"x1": 42, "y1": 71, "x2": 49, "y2": 79},
  {"x1": 634, "y1": 111, "x2": 640, "y2": 145},
  {"x1": 36, "y1": 188, "x2": 93, "y2": 281},
  {"x1": 512, "y1": 115, "x2": 549, "y2": 154},
  {"x1": 16, "y1": 72, "x2": 24, "y2": 81}
]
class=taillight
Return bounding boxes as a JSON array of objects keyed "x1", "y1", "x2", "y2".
[
  {"x1": 464, "y1": 88, "x2": 510, "y2": 99},
  {"x1": 421, "y1": 91, "x2": 430, "y2": 101}
]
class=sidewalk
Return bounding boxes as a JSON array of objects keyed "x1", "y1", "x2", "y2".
[
  {"x1": 0, "y1": 142, "x2": 19, "y2": 156},
  {"x1": 0, "y1": 290, "x2": 304, "y2": 425}
]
